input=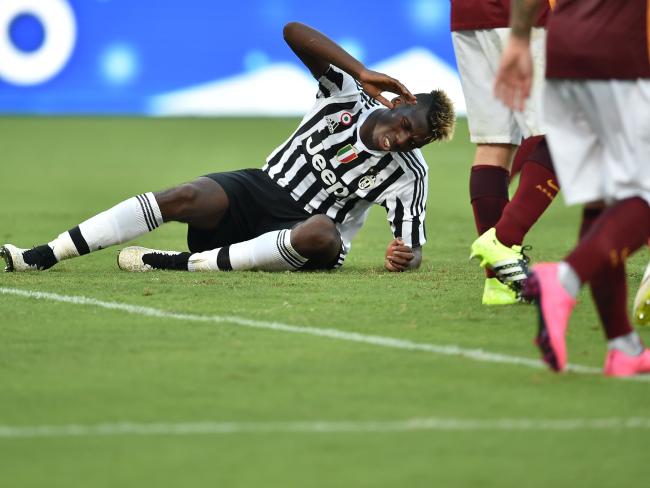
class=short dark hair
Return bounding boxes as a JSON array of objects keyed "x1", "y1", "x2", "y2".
[{"x1": 416, "y1": 89, "x2": 455, "y2": 142}]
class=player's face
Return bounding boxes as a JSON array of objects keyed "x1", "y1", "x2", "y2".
[{"x1": 369, "y1": 98, "x2": 433, "y2": 152}]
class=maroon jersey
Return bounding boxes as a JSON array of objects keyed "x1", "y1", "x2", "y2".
[
  {"x1": 450, "y1": 0, "x2": 549, "y2": 31},
  {"x1": 546, "y1": 0, "x2": 650, "y2": 79}
]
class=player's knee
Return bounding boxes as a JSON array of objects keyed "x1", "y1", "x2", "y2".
[
  {"x1": 292, "y1": 216, "x2": 340, "y2": 258},
  {"x1": 473, "y1": 143, "x2": 516, "y2": 169},
  {"x1": 156, "y1": 183, "x2": 202, "y2": 221}
]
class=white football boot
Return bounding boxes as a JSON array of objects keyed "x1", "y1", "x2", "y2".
[
  {"x1": 633, "y1": 261, "x2": 650, "y2": 326},
  {"x1": 117, "y1": 246, "x2": 185, "y2": 272},
  {"x1": 1, "y1": 244, "x2": 38, "y2": 272}
]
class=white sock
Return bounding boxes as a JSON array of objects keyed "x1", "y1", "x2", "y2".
[
  {"x1": 557, "y1": 261, "x2": 581, "y2": 298},
  {"x1": 188, "y1": 229, "x2": 308, "y2": 272},
  {"x1": 48, "y1": 193, "x2": 163, "y2": 261},
  {"x1": 608, "y1": 331, "x2": 644, "y2": 356}
]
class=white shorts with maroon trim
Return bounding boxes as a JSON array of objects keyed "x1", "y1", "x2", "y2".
[
  {"x1": 452, "y1": 27, "x2": 546, "y2": 144},
  {"x1": 544, "y1": 79, "x2": 650, "y2": 206}
]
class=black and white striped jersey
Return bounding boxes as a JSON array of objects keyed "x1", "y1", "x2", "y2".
[{"x1": 262, "y1": 65, "x2": 428, "y2": 261}]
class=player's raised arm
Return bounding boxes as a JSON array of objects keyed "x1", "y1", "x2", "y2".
[
  {"x1": 282, "y1": 21, "x2": 416, "y2": 108},
  {"x1": 494, "y1": 0, "x2": 543, "y2": 111}
]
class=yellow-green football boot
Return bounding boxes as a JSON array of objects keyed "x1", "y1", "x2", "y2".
[
  {"x1": 482, "y1": 277, "x2": 519, "y2": 305},
  {"x1": 633, "y1": 261, "x2": 650, "y2": 326},
  {"x1": 470, "y1": 228, "x2": 530, "y2": 294}
]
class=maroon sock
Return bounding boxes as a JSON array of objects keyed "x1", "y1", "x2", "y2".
[
  {"x1": 510, "y1": 135, "x2": 544, "y2": 179},
  {"x1": 567, "y1": 199, "x2": 650, "y2": 339},
  {"x1": 470, "y1": 165, "x2": 510, "y2": 278},
  {"x1": 577, "y1": 207, "x2": 603, "y2": 239},
  {"x1": 591, "y1": 261, "x2": 632, "y2": 339},
  {"x1": 495, "y1": 139, "x2": 559, "y2": 247},
  {"x1": 575, "y1": 208, "x2": 632, "y2": 339},
  {"x1": 567, "y1": 198, "x2": 650, "y2": 282}
]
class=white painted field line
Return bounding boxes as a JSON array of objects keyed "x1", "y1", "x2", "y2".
[
  {"x1": 0, "y1": 286, "x2": 644, "y2": 380},
  {"x1": 2, "y1": 417, "x2": 650, "y2": 439}
]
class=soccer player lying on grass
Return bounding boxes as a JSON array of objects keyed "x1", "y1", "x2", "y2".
[{"x1": 1, "y1": 22, "x2": 454, "y2": 275}]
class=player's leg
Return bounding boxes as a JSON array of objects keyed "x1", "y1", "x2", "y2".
[
  {"x1": 470, "y1": 28, "x2": 557, "y2": 296},
  {"x1": 509, "y1": 135, "x2": 543, "y2": 179},
  {"x1": 475, "y1": 139, "x2": 560, "y2": 295},
  {"x1": 119, "y1": 169, "x2": 343, "y2": 273},
  {"x1": 568, "y1": 205, "x2": 641, "y2": 362},
  {"x1": 524, "y1": 80, "x2": 650, "y2": 375},
  {"x1": 1, "y1": 177, "x2": 228, "y2": 272},
  {"x1": 524, "y1": 202, "x2": 605, "y2": 371},
  {"x1": 0, "y1": 191, "x2": 165, "y2": 272},
  {"x1": 522, "y1": 199, "x2": 650, "y2": 373},
  {"x1": 188, "y1": 214, "x2": 340, "y2": 271},
  {"x1": 453, "y1": 29, "x2": 515, "y2": 241},
  {"x1": 494, "y1": 138, "x2": 559, "y2": 248},
  {"x1": 470, "y1": 145, "x2": 514, "y2": 237},
  {"x1": 452, "y1": 29, "x2": 521, "y2": 304},
  {"x1": 118, "y1": 215, "x2": 342, "y2": 272},
  {"x1": 153, "y1": 177, "x2": 228, "y2": 230},
  {"x1": 468, "y1": 145, "x2": 518, "y2": 304}
]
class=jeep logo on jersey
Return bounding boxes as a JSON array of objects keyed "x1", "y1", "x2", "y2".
[
  {"x1": 305, "y1": 135, "x2": 350, "y2": 198},
  {"x1": 358, "y1": 175, "x2": 376, "y2": 190}
]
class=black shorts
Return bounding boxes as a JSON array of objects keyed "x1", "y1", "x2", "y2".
[
  {"x1": 187, "y1": 169, "x2": 311, "y2": 253},
  {"x1": 185, "y1": 168, "x2": 351, "y2": 270}
]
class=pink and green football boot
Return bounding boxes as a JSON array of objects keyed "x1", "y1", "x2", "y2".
[{"x1": 522, "y1": 262, "x2": 577, "y2": 372}]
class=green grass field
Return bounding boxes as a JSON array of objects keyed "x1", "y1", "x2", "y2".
[{"x1": 1, "y1": 117, "x2": 649, "y2": 487}]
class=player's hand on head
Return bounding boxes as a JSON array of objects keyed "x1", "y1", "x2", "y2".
[
  {"x1": 494, "y1": 37, "x2": 533, "y2": 112},
  {"x1": 384, "y1": 238, "x2": 414, "y2": 272},
  {"x1": 359, "y1": 69, "x2": 416, "y2": 109}
]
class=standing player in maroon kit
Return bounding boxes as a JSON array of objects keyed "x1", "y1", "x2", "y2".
[
  {"x1": 496, "y1": 0, "x2": 650, "y2": 376},
  {"x1": 450, "y1": 0, "x2": 560, "y2": 305}
]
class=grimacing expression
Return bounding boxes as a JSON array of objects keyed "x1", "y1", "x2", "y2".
[{"x1": 371, "y1": 98, "x2": 433, "y2": 152}]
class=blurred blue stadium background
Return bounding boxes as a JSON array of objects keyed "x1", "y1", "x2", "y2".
[{"x1": 0, "y1": 0, "x2": 463, "y2": 115}]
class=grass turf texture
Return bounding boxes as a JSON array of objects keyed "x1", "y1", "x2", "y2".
[{"x1": 1, "y1": 117, "x2": 649, "y2": 487}]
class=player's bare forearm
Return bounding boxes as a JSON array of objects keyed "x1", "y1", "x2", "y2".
[
  {"x1": 283, "y1": 22, "x2": 365, "y2": 80},
  {"x1": 283, "y1": 22, "x2": 415, "y2": 108},
  {"x1": 510, "y1": 0, "x2": 543, "y2": 39}
]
